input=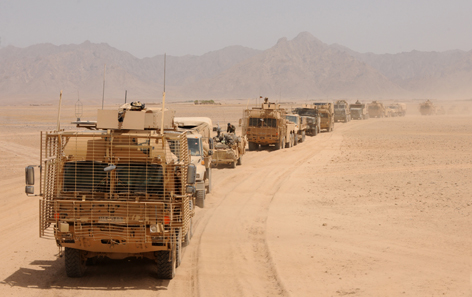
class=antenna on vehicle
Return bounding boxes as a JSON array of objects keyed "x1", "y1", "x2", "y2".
[
  {"x1": 101, "y1": 64, "x2": 106, "y2": 110},
  {"x1": 124, "y1": 90, "x2": 127, "y2": 103},
  {"x1": 160, "y1": 54, "x2": 166, "y2": 136},
  {"x1": 75, "y1": 91, "x2": 83, "y2": 121},
  {"x1": 57, "y1": 90, "x2": 63, "y2": 131}
]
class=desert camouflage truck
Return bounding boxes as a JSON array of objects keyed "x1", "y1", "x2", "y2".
[
  {"x1": 314, "y1": 102, "x2": 334, "y2": 132},
  {"x1": 419, "y1": 100, "x2": 436, "y2": 115},
  {"x1": 334, "y1": 100, "x2": 351, "y2": 122},
  {"x1": 349, "y1": 100, "x2": 369, "y2": 120},
  {"x1": 242, "y1": 97, "x2": 296, "y2": 150},
  {"x1": 285, "y1": 114, "x2": 307, "y2": 145},
  {"x1": 368, "y1": 101, "x2": 386, "y2": 118},
  {"x1": 386, "y1": 103, "x2": 407, "y2": 117},
  {"x1": 25, "y1": 103, "x2": 196, "y2": 279},
  {"x1": 292, "y1": 104, "x2": 321, "y2": 136},
  {"x1": 174, "y1": 117, "x2": 213, "y2": 208},
  {"x1": 212, "y1": 125, "x2": 247, "y2": 168}
]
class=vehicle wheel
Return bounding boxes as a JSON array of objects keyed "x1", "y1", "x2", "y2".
[
  {"x1": 205, "y1": 168, "x2": 212, "y2": 193},
  {"x1": 248, "y1": 142, "x2": 257, "y2": 151},
  {"x1": 314, "y1": 127, "x2": 318, "y2": 136},
  {"x1": 65, "y1": 248, "x2": 86, "y2": 278},
  {"x1": 301, "y1": 131, "x2": 306, "y2": 142},
  {"x1": 294, "y1": 134, "x2": 298, "y2": 145},
  {"x1": 281, "y1": 137, "x2": 285, "y2": 149},
  {"x1": 231, "y1": 160, "x2": 236, "y2": 168},
  {"x1": 175, "y1": 228, "x2": 182, "y2": 268},
  {"x1": 156, "y1": 250, "x2": 176, "y2": 279},
  {"x1": 183, "y1": 218, "x2": 192, "y2": 247},
  {"x1": 196, "y1": 190, "x2": 205, "y2": 208},
  {"x1": 237, "y1": 156, "x2": 242, "y2": 165}
]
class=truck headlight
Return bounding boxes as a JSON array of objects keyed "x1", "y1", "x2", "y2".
[{"x1": 150, "y1": 224, "x2": 158, "y2": 233}]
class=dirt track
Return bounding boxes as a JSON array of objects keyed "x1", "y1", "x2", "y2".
[{"x1": 1, "y1": 103, "x2": 471, "y2": 296}]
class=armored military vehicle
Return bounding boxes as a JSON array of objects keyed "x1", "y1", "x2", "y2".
[
  {"x1": 292, "y1": 105, "x2": 321, "y2": 136},
  {"x1": 368, "y1": 101, "x2": 386, "y2": 118},
  {"x1": 419, "y1": 100, "x2": 436, "y2": 115},
  {"x1": 212, "y1": 126, "x2": 247, "y2": 168},
  {"x1": 314, "y1": 102, "x2": 334, "y2": 132},
  {"x1": 242, "y1": 97, "x2": 296, "y2": 150},
  {"x1": 25, "y1": 102, "x2": 196, "y2": 279},
  {"x1": 174, "y1": 117, "x2": 213, "y2": 208},
  {"x1": 349, "y1": 100, "x2": 369, "y2": 120},
  {"x1": 334, "y1": 100, "x2": 351, "y2": 122}
]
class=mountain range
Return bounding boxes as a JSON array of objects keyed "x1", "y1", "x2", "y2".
[{"x1": 1, "y1": 32, "x2": 471, "y2": 105}]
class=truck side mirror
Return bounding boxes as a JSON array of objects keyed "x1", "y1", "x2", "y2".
[
  {"x1": 187, "y1": 164, "x2": 196, "y2": 184},
  {"x1": 25, "y1": 186, "x2": 34, "y2": 195},
  {"x1": 25, "y1": 166, "x2": 35, "y2": 185}
]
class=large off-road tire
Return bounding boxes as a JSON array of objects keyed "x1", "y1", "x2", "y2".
[
  {"x1": 205, "y1": 168, "x2": 212, "y2": 193},
  {"x1": 183, "y1": 218, "x2": 193, "y2": 247},
  {"x1": 156, "y1": 250, "x2": 176, "y2": 279},
  {"x1": 237, "y1": 156, "x2": 242, "y2": 165},
  {"x1": 248, "y1": 142, "x2": 258, "y2": 151},
  {"x1": 231, "y1": 160, "x2": 236, "y2": 168},
  {"x1": 196, "y1": 190, "x2": 205, "y2": 208},
  {"x1": 175, "y1": 228, "x2": 182, "y2": 268},
  {"x1": 294, "y1": 134, "x2": 298, "y2": 146},
  {"x1": 65, "y1": 248, "x2": 86, "y2": 278},
  {"x1": 301, "y1": 131, "x2": 306, "y2": 142}
]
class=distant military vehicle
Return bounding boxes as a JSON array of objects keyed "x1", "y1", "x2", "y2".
[
  {"x1": 349, "y1": 100, "x2": 369, "y2": 120},
  {"x1": 285, "y1": 114, "x2": 308, "y2": 145},
  {"x1": 419, "y1": 100, "x2": 436, "y2": 115},
  {"x1": 212, "y1": 125, "x2": 247, "y2": 168},
  {"x1": 368, "y1": 101, "x2": 386, "y2": 118},
  {"x1": 334, "y1": 100, "x2": 351, "y2": 122},
  {"x1": 314, "y1": 102, "x2": 334, "y2": 132},
  {"x1": 25, "y1": 102, "x2": 196, "y2": 279},
  {"x1": 386, "y1": 103, "x2": 407, "y2": 117},
  {"x1": 292, "y1": 105, "x2": 321, "y2": 136},
  {"x1": 242, "y1": 97, "x2": 296, "y2": 150},
  {"x1": 175, "y1": 117, "x2": 214, "y2": 208}
]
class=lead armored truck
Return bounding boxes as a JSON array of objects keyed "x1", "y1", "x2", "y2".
[
  {"x1": 25, "y1": 103, "x2": 196, "y2": 279},
  {"x1": 242, "y1": 98, "x2": 296, "y2": 150}
]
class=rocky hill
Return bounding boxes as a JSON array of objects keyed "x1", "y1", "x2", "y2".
[{"x1": 1, "y1": 32, "x2": 471, "y2": 105}]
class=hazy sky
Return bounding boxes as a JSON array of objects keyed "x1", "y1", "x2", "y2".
[{"x1": 1, "y1": 0, "x2": 471, "y2": 58}]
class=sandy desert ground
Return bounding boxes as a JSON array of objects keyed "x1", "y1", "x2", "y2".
[{"x1": 0, "y1": 100, "x2": 471, "y2": 296}]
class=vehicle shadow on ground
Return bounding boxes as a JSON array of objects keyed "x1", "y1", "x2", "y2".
[{"x1": 1, "y1": 257, "x2": 170, "y2": 291}]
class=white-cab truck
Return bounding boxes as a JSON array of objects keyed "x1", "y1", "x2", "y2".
[{"x1": 174, "y1": 117, "x2": 214, "y2": 208}]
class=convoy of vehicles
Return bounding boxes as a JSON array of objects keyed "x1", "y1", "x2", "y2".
[
  {"x1": 25, "y1": 96, "x2": 408, "y2": 280},
  {"x1": 334, "y1": 100, "x2": 351, "y2": 122}
]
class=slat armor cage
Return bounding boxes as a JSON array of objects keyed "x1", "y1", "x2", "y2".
[{"x1": 39, "y1": 129, "x2": 192, "y2": 251}]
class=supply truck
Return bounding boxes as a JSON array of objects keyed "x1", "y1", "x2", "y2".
[
  {"x1": 25, "y1": 102, "x2": 196, "y2": 279},
  {"x1": 292, "y1": 104, "x2": 321, "y2": 136},
  {"x1": 242, "y1": 97, "x2": 296, "y2": 150},
  {"x1": 174, "y1": 117, "x2": 213, "y2": 208},
  {"x1": 334, "y1": 100, "x2": 351, "y2": 122},
  {"x1": 314, "y1": 102, "x2": 334, "y2": 132},
  {"x1": 349, "y1": 100, "x2": 369, "y2": 120},
  {"x1": 419, "y1": 100, "x2": 436, "y2": 115},
  {"x1": 285, "y1": 114, "x2": 307, "y2": 145},
  {"x1": 368, "y1": 101, "x2": 386, "y2": 118},
  {"x1": 212, "y1": 125, "x2": 247, "y2": 168}
]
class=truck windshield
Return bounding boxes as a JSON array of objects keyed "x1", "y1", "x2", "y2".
[
  {"x1": 187, "y1": 138, "x2": 202, "y2": 156},
  {"x1": 249, "y1": 117, "x2": 277, "y2": 128},
  {"x1": 285, "y1": 115, "x2": 298, "y2": 124}
]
